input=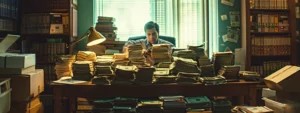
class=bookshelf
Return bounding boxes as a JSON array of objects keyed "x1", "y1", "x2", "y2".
[
  {"x1": 243, "y1": 0, "x2": 297, "y2": 77},
  {"x1": 0, "y1": 0, "x2": 19, "y2": 41},
  {"x1": 19, "y1": 0, "x2": 78, "y2": 88}
]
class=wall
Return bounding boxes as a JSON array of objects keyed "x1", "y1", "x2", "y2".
[
  {"x1": 218, "y1": 0, "x2": 241, "y2": 52},
  {"x1": 77, "y1": 0, "x2": 95, "y2": 50}
]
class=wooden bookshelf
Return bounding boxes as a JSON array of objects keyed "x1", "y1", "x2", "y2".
[
  {"x1": 243, "y1": 0, "x2": 297, "y2": 77},
  {"x1": 19, "y1": 0, "x2": 78, "y2": 86}
]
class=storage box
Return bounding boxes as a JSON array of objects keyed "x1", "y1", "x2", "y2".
[
  {"x1": 262, "y1": 97, "x2": 300, "y2": 113},
  {"x1": 262, "y1": 88, "x2": 276, "y2": 98},
  {"x1": 0, "y1": 65, "x2": 35, "y2": 75},
  {"x1": 5, "y1": 54, "x2": 36, "y2": 68},
  {"x1": 9, "y1": 96, "x2": 44, "y2": 113},
  {"x1": 264, "y1": 65, "x2": 300, "y2": 92},
  {"x1": 0, "y1": 69, "x2": 44, "y2": 101},
  {"x1": 0, "y1": 53, "x2": 17, "y2": 68}
]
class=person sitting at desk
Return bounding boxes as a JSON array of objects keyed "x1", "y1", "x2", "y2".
[{"x1": 123, "y1": 21, "x2": 174, "y2": 65}]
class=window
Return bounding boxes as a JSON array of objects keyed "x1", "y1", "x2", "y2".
[{"x1": 95, "y1": 0, "x2": 217, "y2": 50}]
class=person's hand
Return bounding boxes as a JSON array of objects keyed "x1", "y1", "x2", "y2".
[{"x1": 142, "y1": 49, "x2": 151, "y2": 56}]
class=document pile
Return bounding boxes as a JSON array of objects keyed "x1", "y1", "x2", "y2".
[
  {"x1": 114, "y1": 97, "x2": 138, "y2": 113},
  {"x1": 136, "y1": 100, "x2": 163, "y2": 113},
  {"x1": 134, "y1": 66, "x2": 155, "y2": 84},
  {"x1": 159, "y1": 96, "x2": 186, "y2": 113},
  {"x1": 218, "y1": 65, "x2": 240, "y2": 81},
  {"x1": 188, "y1": 44, "x2": 205, "y2": 59},
  {"x1": 55, "y1": 55, "x2": 75, "y2": 79},
  {"x1": 175, "y1": 72, "x2": 200, "y2": 84},
  {"x1": 199, "y1": 64, "x2": 215, "y2": 77},
  {"x1": 185, "y1": 96, "x2": 212, "y2": 112},
  {"x1": 172, "y1": 50, "x2": 196, "y2": 60},
  {"x1": 127, "y1": 45, "x2": 146, "y2": 66},
  {"x1": 199, "y1": 75, "x2": 227, "y2": 85},
  {"x1": 126, "y1": 44, "x2": 144, "y2": 59},
  {"x1": 239, "y1": 71, "x2": 261, "y2": 81},
  {"x1": 93, "y1": 99, "x2": 114, "y2": 113},
  {"x1": 151, "y1": 44, "x2": 172, "y2": 63},
  {"x1": 170, "y1": 57, "x2": 200, "y2": 74},
  {"x1": 76, "y1": 51, "x2": 97, "y2": 61},
  {"x1": 113, "y1": 65, "x2": 137, "y2": 84},
  {"x1": 92, "y1": 65, "x2": 115, "y2": 84},
  {"x1": 95, "y1": 55, "x2": 114, "y2": 66},
  {"x1": 72, "y1": 61, "x2": 94, "y2": 81},
  {"x1": 212, "y1": 52, "x2": 233, "y2": 74}
]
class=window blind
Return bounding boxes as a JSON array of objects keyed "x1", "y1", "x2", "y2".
[{"x1": 95, "y1": 0, "x2": 210, "y2": 48}]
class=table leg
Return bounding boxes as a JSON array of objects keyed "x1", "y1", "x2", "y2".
[
  {"x1": 249, "y1": 86, "x2": 257, "y2": 106},
  {"x1": 54, "y1": 87, "x2": 63, "y2": 113},
  {"x1": 69, "y1": 95, "x2": 76, "y2": 113},
  {"x1": 238, "y1": 96, "x2": 245, "y2": 105}
]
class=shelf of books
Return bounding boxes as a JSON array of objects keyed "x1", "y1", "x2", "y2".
[
  {"x1": 245, "y1": 0, "x2": 297, "y2": 77},
  {"x1": 19, "y1": 0, "x2": 78, "y2": 89}
]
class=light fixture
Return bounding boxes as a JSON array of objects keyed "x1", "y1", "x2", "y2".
[{"x1": 68, "y1": 27, "x2": 106, "y2": 48}]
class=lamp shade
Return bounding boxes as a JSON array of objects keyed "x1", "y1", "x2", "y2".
[{"x1": 87, "y1": 27, "x2": 106, "y2": 46}]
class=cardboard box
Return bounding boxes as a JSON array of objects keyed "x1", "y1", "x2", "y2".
[
  {"x1": 0, "y1": 53, "x2": 17, "y2": 68},
  {"x1": 264, "y1": 65, "x2": 300, "y2": 92},
  {"x1": 5, "y1": 54, "x2": 36, "y2": 68},
  {"x1": 0, "y1": 69, "x2": 44, "y2": 101},
  {"x1": 9, "y1": 96, "x2": 44, "y2": 113},
  {"x1": 0, "y1": 65, "x2": 35, "y2": 75}
]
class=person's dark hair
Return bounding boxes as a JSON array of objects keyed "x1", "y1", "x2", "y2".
[{"x1": 144, "y1": 21, "x2": 159, "y2": 34}]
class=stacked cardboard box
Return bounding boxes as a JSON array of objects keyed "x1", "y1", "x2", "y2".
[{"x1": 262, "y1": 65, "x2": 300, "y2": 113}]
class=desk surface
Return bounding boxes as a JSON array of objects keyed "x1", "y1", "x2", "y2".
[{"x1": 51, "y1": 80, "x2": 258, "y2": 98}]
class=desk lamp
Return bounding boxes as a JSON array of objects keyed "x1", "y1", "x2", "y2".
[{"x1": 68, "y1": 26, "x2": 106, "y2": 48}]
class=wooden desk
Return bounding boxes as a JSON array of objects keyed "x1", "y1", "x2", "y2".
[{"x1": 51, "y1": 80, "x2": 258, "y2": 113}]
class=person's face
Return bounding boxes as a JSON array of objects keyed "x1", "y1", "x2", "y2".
[{"x1": 146, "y1": 28, "x2": 158, "y2": 44}]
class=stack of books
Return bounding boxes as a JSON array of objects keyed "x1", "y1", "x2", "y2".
[
  {"x1": 113, "y1": 65, "x2": 137, "y2": 84},
  {"x1": 175, "y1": 72, "x2": 200, "y2": 84},
  {"x1": 136, "y1": 100, "x2": 163, "y2": 113},
  {"x1": 95, "y1": 16, "x2": 117, "y2": 43},
  {"x1": 172, "y1": 50, "x2": 196, "y2": 60},
  {"x1": 218, "y1": 65, "x2": 240, "y2": 81},
  {"x1": 200, "y1": 64, "x2": 216, "y2": 77},
  {"x1": 126, "y1": 44, "x2": 146, "y2": 66},
  {"x1": 151, "y1": 44, "x2": 172, "y2": 63},
  {"x1": 55, "y1": 55, "x2": 75, "y2": 79},
  {"x1": 188, "y1": 44, "x2": 205, "y2": 59},
  {"x1": 170, "y1": 57, "x2": 200, "y2": 74},
  {"x1": 134, "y1": 66, "x2": 155, "y2": 84},
  {"x1": 72, "y1": 61, "x2": 94, "y2": 81},
  {"x1": 212, "y1": 52, "x2": 233, "y2": 75}
]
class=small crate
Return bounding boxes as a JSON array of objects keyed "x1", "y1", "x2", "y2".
[
  {"x1": 0, "y1": 78, "x2": 11, "y2": 113},
  {"x1": 262, "y1": 97, "x2": 300, "y2": 113}
]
